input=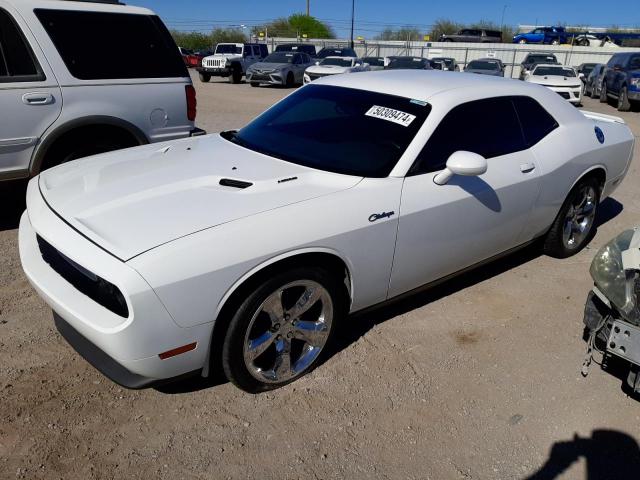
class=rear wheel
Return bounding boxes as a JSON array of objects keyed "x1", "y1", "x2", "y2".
[
  {"x1": 543, "y1": 177, "x2": 600, "y2": 258},
  {"x1": 199, "y1": 72, "x2": 211, "y2": 82},
  {"x1": 222, "y1": 267, "x2": 347, "y2": 393},
  {"x1": 618, "y1": 86, "x2": 632, "y2": 112}
]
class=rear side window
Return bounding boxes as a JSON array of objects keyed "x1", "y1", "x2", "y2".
[
  {"x1": 0, "y1": 8, "x2": 43, "y2": 82},
  {"x1": 35, "y1": 9, "x2": 187, "y2": 80},
  {"x1": 512, "y1": 96, "x2": 558, "y2": 147},
  {"x1": 409, "y1": 97, "x2": 527, "y2": 175}
]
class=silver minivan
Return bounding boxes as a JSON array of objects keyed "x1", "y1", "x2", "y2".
[{"x1": 0, "y1": 0, "x2": 204, "y2": 181}]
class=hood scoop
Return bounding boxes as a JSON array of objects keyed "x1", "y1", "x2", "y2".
[{"x1": 219, "y1": 178, "x2": 253, "y2": 189}]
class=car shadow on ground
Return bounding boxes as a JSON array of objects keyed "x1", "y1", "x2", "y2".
[
  {"x1": 525, "y1": 429, "x2": 640, "y2": 479},
  {"x1": 0, "y1": 180, "x2": 28, "y2": 232},
  {"x1": 157, "y1": 197, "x2": 624, "y2": 395}
]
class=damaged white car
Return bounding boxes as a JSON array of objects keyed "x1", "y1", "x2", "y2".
[{"x1": 20, "y1": 71, "x2": 634, "y2": 393}]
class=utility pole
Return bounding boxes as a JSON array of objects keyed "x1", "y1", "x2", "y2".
[
  {"x1": 306, "y1": 0, "x2": 310, "y2": 16},
  {"x1": 350, "y1": 0, "x2": 355, "y2": 49},
  {"x1": 500, "y1": 5, "x2": 507, "y2": 40}
]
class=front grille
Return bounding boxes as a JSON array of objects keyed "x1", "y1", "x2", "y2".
[
  {"x1": 204, "y1": 58, "x2": 226, "y2": 68},
  {"x1": 557, "y1": 92, "x2": 570, "y2": 99},
  {"x1": 37, "y1": 235, "x2": 129, "y2": 318},
  {"x1": 307, "y1": 72, "x2": 331, "y2": 81}
]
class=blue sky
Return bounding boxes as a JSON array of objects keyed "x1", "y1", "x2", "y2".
[{"x1": 134, "y1": 0, "x2": 638, "y2": 38}]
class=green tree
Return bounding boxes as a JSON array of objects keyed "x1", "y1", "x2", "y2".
[
  {"x1": 258, "y1": 14, "x2": 335, "y2": 39},
  {"x1": 170, "y1": 28, "x2": 247, "y2": 52},
  {"x1": 430, "y1": 18, "x2": 463, "y2": 41},
  {"x1": 375, "y1": 27, "x2": 423, "y2": 41}
]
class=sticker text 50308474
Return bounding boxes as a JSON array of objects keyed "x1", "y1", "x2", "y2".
[{"x1": 365, "y1": 106, "x2": 416, "y2": 127}]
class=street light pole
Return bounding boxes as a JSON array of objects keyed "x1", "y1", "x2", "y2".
[
  {"x1": 306, "y1": 0, "x2": 310, "y2": 16},
  {"x1": 500, "y1": 4, "x2": 507, "y2": 37},
  {"x1": 350, "y1": 0, "x2": 355, "y2": 49}
]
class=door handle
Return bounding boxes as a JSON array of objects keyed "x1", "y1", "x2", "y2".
[
  {"x1": 22, "y1": 92, "x2": 54, "y2": 105},
  {"x1": 520, "y1": 163, "x2": 536, "y2": 173}
]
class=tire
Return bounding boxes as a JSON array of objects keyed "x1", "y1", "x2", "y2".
[
  {"x1": 199, "y1": 72, "x2": 211, "y2": 83},
  {"x1": 617, "y1": 86, "x2": 632, "y2": 112},
  {"x1": 250, "y1": 82, "x2": 260, "y2": 87},
  {"x1": 285, "y1": 72, "x2": 294, "y2": 88},
  {"x1": 543, "y1": 177, "x2": 600, "y2": 258},
  {"x1": 229, "y1": 64, "x2": 242, "y2": 84},
  {"x1": 590, "y1": 84, "x2": 598, "y2": 99},
  {"x1": 222, "y1": 266, "x2": 348, "y2": 393},
  {"x1": 599, "y1": 82, "x2": 608, "y2": 103}
]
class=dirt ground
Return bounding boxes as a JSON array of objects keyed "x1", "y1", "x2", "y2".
[{"x1": 2, "y1": 73, "x2": 640, "y2": 480}]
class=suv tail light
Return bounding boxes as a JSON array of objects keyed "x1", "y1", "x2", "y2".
[{"x1": 186, "y1": 85, "x2": 197, "y2": 121}]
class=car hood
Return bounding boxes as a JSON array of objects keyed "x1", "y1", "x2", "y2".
[
  {"x1": 306, "y1": 65, "x2": 352, "y2": 74},
  {"x1": 249, "y1": 62, "x2": 290, "y2": 71},
  {"x1": 527, "y1": 75, "x2": 581, "y2": 87},
  {"x1": 38, "y1": 135, "x2": 362, "y2": 261}
]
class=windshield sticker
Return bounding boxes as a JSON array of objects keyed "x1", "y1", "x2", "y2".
[
  {"x1": 365, "y1": 106, "x2": 416, "y2": 127},
  {"x1": 410, "y1": 99, "x2": 428, "y2": 106}
]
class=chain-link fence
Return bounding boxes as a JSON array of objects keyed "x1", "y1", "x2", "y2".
[{"x1": 265, "y1": 37, "x2": 637, "y2": 79}]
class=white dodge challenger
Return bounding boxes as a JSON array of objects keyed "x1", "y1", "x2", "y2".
[{"x1": 19, "y1": 71, "x2": 634, "y2": 392}]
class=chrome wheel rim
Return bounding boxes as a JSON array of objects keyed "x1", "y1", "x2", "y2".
[
  {"x1": 243, "y1": 280, "x2": 333, "y2": 384},
  {"x1": 562, "y1": 185, "x2": 597, "y2": 249}
]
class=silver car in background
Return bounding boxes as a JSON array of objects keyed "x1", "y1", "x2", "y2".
[{"x1": 247, "y1": 51, "x2": 314, "y2": 87}]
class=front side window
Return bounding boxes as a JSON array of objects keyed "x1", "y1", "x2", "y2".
[
  {"x1": 629, "y1": 56, "x2": 640, "y2": 69},
  {"x1": 409, "y1": 97, "x2": 528, "y2": 176},
  {"x1": 35, "y1": 9, "x2": 186, "y2": 79},
  {"x1": 224, "y1": 85, "x2": 432, "y2": 177},
  {"x1": 0, "y1": 8, "x2": 43, "y2": 82}
]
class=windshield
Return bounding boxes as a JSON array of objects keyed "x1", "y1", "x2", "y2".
[
  {"x1": 264, "y1": 52, "x2": 296, "y2": 64},
  {"x1": 526, "y1": 55, "x2": 558, "y2": 64},
  {"x1": 467, "y1": 60, "x2": 500, "y2": 70},
  {"x1": 534, "y1": 66, "x2": 576, "y2": 77},
  {"x1": 224, "y1": 85, "x2": 431, "y2": 177},
  {"x1": 321, "y1": 58, "x2": 353, "y2": 67},
  {"x1": 215, "y1": 44, "x2": 242, "y2": 54},
  {"x1": 317, "y1": 48, "x2": 356, "y2": 58},
  {"x1": 387, "y1": 58, "x2": 428, "y2": 69},
  {"x1": 433, "y1": 58, "x2": 454, "y2": 68}
]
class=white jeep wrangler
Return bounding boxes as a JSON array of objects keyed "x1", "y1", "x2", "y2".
[
  {"x1": 0, "y1": 0, "x2": 204, "y2": 182},
  {"x1": 198, "y1": 43, "x2": 268, "y2": 84}
]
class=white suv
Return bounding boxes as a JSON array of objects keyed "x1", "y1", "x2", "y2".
[
  {"x1": 0, "y1": 0, "x2": 204, "y2": 181},
  {"x1": 198, "y1": 43, "x2": 268, "y2": 84}
]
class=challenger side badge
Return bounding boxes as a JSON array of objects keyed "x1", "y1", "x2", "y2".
[
  {"x1": 369, "y1": 211, "x2": 395, "y2": 222},
  {"x1": 594, "y1": 126, "x2": 605, "y2": 144}
]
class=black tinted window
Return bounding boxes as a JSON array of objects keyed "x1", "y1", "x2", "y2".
[
  {"x1": 410, "y1": 97, "x2": 526, "y2": 175},
  {"x1": 226, "y1": 85, "x2": 431, "y2": 177},
  {"x1": 0, "y1": 8, "x2": 42, "y2": 81},
  {"x1": 512, "y1": 96, "x2": 558, "y2": 147},
  {"x1": 35, "y1": 9, "x2": 187, "y2": 79}
]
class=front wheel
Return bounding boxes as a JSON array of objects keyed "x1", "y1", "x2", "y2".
[
  {"x1": 222, "y1": 267, "x2": 347, "y2": 393},
  {"x1": 285, "y1": 71, "x2": 295, "y2": 88},
  {"x1": 199, "y1": 72, "x2": 211, "y2": 82},
  {"x1": 618, "y1": 86, "x2": 631, "y2": 112},
  {"x1": 229, "y1": 65, "x2": 242, "y2": 84},
  {"x1": 543, "y1": 178, "x2": 600, "y2": 258},
  {"x1": 599, "y1": 82, "x2": 608, "y2": 103}
]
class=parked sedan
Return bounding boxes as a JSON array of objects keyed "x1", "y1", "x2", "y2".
[
  {"x1": 431, "y1": 57, "x2": 459, "y2": 71},
  {"x1": 525, "y1": 64, "x2": 583, "y2": 105},
  {"x1": 385, "y1": 56, "x2": 432, "y2": 70},
  {"x1": 584, "y1": 64, "x2": 606, "y2": 99},
  {"x1": 247, "y1": 51, "x2": 314, "y2": 87},
  {"x1": 20, "y1": 71, "x2": 634, "y2": 393},
  {"x1": 303, "y1": 56, "x2": 369, "y2": 84},
  {"x1": 464, "y1": 58, "x2": 505, "y2": 76}
]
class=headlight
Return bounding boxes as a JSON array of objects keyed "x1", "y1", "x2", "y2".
[
  {"x1": 590, "y1": 229, "x2": 636, "y2": 309},
  {"x1": 631, "y1": 77, "x2": 640, "y2": 88},
  {"x1": 303, "y1": 73, "x2": 310, "y2": 83}
]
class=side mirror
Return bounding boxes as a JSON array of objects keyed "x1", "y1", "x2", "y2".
[
  {"x1": 315, "y1": 61, "x2": 320, "y2": 66},
  {"x1": 433, "y1": 151, "x2": 487, "y2": 185}
]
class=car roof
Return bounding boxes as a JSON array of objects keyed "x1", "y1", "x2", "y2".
[{"x1": 6, "y1": 0, "x2": 153, "y2": 15}]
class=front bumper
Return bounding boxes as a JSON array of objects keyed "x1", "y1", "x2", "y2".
[
  {"x1": 628, "y1": 89, "x2": 640, "y2": 101},
  {"x1": 18, "y1": 180, "x2": 213, "y2": 386},
  {"x1": 197, "y1": 66, "x2": 231, "y2": 76},
  {"x1": 546, "y1": 85, "x2": 582, "y2": 103},
  {"x1": 246, "y1": 71, "x2": 284, "y2": 85}
]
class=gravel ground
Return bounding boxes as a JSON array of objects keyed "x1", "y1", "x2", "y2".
[{"x1": 1, "y1": 73, "x2": 640, "y2": 480}]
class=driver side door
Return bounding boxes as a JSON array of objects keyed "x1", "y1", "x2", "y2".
[{"x1": 388, "y1": 96, "x2": 542, "y2": 298}]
